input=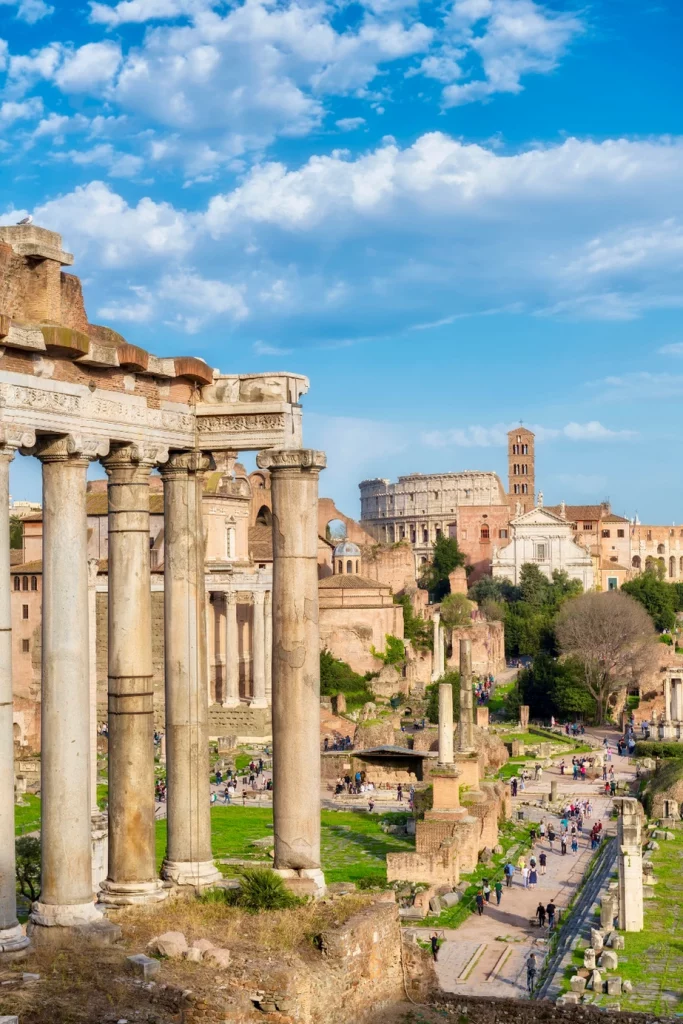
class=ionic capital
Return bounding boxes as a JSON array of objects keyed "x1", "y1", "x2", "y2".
[
  {"x1": 256, "y1": 448, "x2": 326, "y2": 473},
  {"x1": 159, "y1": 450, "x2": 215, "y2": 478},
  {"x1": 34, "y1": 433, "x2": 108, "y2": 465}
]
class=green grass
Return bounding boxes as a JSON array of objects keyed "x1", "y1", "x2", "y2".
[
  {"x1": 14, "y1": 794, "x2": 41, "y2": 835},
  {"x1": 487, "y1": 680, "x2": 516, "y2": 717},
  {"x1": 154, "y1": 807, "x2": 415, "y2": 885}
]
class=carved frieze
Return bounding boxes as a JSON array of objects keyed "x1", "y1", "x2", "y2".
[
  {"x1": 256, "y1": 448, "x2": 326, "y2": 472},
  {"x1": 197, "y1": 412, "x2": 285, "y2": 434}
]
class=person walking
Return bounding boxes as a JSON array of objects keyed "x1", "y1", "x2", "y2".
[
  {"x1": 495, "y1": 879, "x2": 503, "y2": 905},
  {"x1": 539, "y1": 850, "x2": 547, "y2": 875},
  {"x1": 529, "y1": 866, "x2": 538, "y2": 888},
  {"x1": 483, "y1": 880, "x2": 492, "y2": 903},
  {"x1": 522, "y1": 865, "x2": 530, "y2": 888},
  {"x1": 504, "y1": 861, "x2": 514, "y2": 887},
  {"x1": 546, "y1": 901, "x2": 556, "y2": 931},
  {"x1": 561, "y1": 834, "x2": 567, "y2": 856},
  {"x1": 547, "y1": 826, "x2": 555, "y2": 850},
  {"x1": 475, "y1": 889, "x2": 485, "y2": 915},
  {"x1": 536, "y1": 902, "x2": 546, "y2": 927},
  {"x1": 571, "y1": 836, "x2": 578, "y2": 854},
  {"x1": 430, "y1": 933, "x2": 440, "y2": 961},
  {"x1": 526, "y1": 953, "x2": 538, "y2": 994}
]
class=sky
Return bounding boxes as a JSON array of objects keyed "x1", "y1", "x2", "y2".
[{"x1": 2, "y1": 0, "x2": 683, "y2": 521}]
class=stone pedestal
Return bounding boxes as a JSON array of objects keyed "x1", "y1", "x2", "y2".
[
  {"x1": 0, "y1": 440, "x2": 31, "y2": 954},
  {"x1": 256, "y1": 449, "x2": 326, "y2": 891},
  {"x1": 160, "y1": 453, "x2": 221, "y2": 889},
  {"x1": 31, "y1": 437, "x2": 105, "y2": 936},
  {"x1": 475, "y1": 706, "x2": 489, "y2": 729},
  {"x1": 99, "y1": 445, "x2": 167, "y2": 907},
  {"x1": 223, "y1": 592, "x2": 240, "y2": 707}
]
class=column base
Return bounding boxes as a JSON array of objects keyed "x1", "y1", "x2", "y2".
[
  {"x1": 661, "y1": 723, "x2": 677, "y2": 740},
  {"x1": 28, "y1": 899, "x2": 121, "y2": 946},
  {"x1": 274, "y1": 867, "x2": 326, "y2": 899},
  {"x1": 98, "y1": 878, "x2": 169, "y2": 908},
  {"x1": 250, "y1": 698, "x2": 269, "y2": 709},
  {"x1": 0, "y1": 922, "x2": 30, "y2": 954},
  {"x1": 221, "y1": 697, "x2": 241, "y2": 708},
  {"x1": 161, "y1": 858, "x2": 223, "y2": 888}
]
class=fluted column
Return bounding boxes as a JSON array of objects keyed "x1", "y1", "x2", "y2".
[
  {"x1": 0, "y1": 429, "x2": 33, "y2": 953},
  {"x1": 457, "y1": 638, "x2": 474, "y2": 753},
  {"x1": 265, "y1": 590, "x2": 272, "y2": 705},
  {"x1": 256, "y1": 448, "x2": 326, "y2": 895},
  {"x1": 99, "y1": 444, "x2": 167, "y2": 907},
  {"x1": 160, "y1": 452, "x2": 220, "y2": 888},
  {"x1": 31, "y1": 435, "x2": 106, "y2": 933},
  {"x1": 251, "y1": 590, "x2": 267, "y2": 708},
  {"x1": 223, "y1": 591, "x2": 240, "y2": 707}
]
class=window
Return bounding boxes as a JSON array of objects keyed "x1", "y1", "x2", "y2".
[
  {"x1": 435, "y1": 528, "x2": 442, "y2": 539},
  {"x1": 632, "y1": 555, "x2": 641, "y2": 569},
  {"x1": 522, "y1": 484, "x2": 528, "y2": 494},
  {"x1": 22, "y1": 576, "x2": 28, "y2": 591},
  {"x1": 21, "y1": 639, "x2": 29, "y2": 653},
  {"x1": 657, "y1": 544, "x2": 666, "y2": 555},
  {"x1": 617, "y1": 529, "x2": 625, "y2": 538},
  {"x1": 499, "y1": 529, "x2": 508, "y2": 539},
  {"x1": 602, "y1": 530, "x2": 611, "y2": 538},
  {"x1": 13, "y1": 577, "x2": 19, "y2": 591},
  {"x1": 516, "y1": 435, "x2": 521, "y2": 443},
  {"x1": 512, "y1": 444, "x2": 519, "y2": 455},
  {"x1": 610, "y1": 556, "x2": 618, "y2": 562},
  {"x1": 480, "y1": 525, "x2": 490, "y2": 540},
  {"x1": 607, "y1": 577, "x2": 618, "y2": 591},
  {"x1": 670, "y1": 556, "x2": 676, "y2": 578},
  {"x1": 513, "y1": 463, "x2": 519, "y2": 475},
  {"x1": 31, "y1": 576, "x2": 37, "y2": 591},
  {"x1": 22, "y1": 604, "x2": 28, "y2": 619},
  {"x1": 337, "y1": 560, "x2": 343, "y2": 573},
  {"x1": 433, "y1": 491, "x2": 439, "y2": 500},
  {"x1": 422, "y1": 529, "x2": 428, "y2": 543},
  {"x1": 583, "y1": 523, "x2": 593, "y2": 531},
  {"x1": 647, "y1": 530, "x2": 652, "y2": 541},
  {"x1": 522, "y1": 444, "x2": 528, "y2": 455},
  {"x1": 513, "y1": 484, "x2": 520, "y2": 494},
  {"x1": 535, "y1": 543, "x2": 547, "y2": 561},
  {"x1": 346, "y1": 560, "x2": 353, "y2": 573},
  {"x1": 521, "y1": 464, "x2": 527, "y2": 475}
]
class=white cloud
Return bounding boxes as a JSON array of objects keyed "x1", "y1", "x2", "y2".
[
  {"x1": 158, "y1": 270, "x2": 248, "y2": 331},
  {"x1": 658, "y1": 342, "x2": 683, "y2": 356},
  {"x1": 97, "y1": 285, "x2": 155, "y2": 323},
  {"x1": 253, "y1": 340, "x2": 293, "y2": 356},
  {"x1": 587, "y1": 373, "x2": 683, "y2": 402},
  {"x1": 33, "y1": 180, "x2": 195, "y2": 266},
  {"x1": 0, "y1": 0, "x2": 53, "y2": 22},
  {"x1": 336, "y1": 117, "x2": 366, "y2": 131},
  {"x1": 0, "y1": 97, "x2": 42, "y2": 126},
  {"x1": 54, "y1": 42, "x2": 122, "y2": 93},
  {"x1": 564, "y1": 220, "x2": 683, "y2": 276},
  {"x1": 89, "y1": 0, "x2": 202, "y2": 25},
  {"x1": 421, "y1": 421, "x2": 636, "y2": 447}
]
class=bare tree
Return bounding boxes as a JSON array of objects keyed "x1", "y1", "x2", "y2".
[{"x1": 555, "y1": 591, "x2": 656, "y2": 723}]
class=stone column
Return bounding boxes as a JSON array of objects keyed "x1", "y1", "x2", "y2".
[
  {"x1": 160, "y1": 453, "x2": 221, "y2": 888},
  {"x1": 256, "y1": 448, "x2": 326, "y2": 896},
  {"x1": 205, "y1": 592, "x2": 214, "y2": 705},
  {"x1": 673, "y1": 679, "x2": 683, "y2": 722},
  {"x1": 0, "y1": 431, "x2": 32, "y2": 953},
  {"x1": 438, "y1": 682, "x2": 454, "y2": 765},
  {"x1": 457, "y1": 638, "x2": 474, "y2": 752},
  {"x1": 223, "y1": 591, "x2": 240, "y2": 707},
  {"x1": 251, "y1": 590, "x2": 268, "y2": 709},
  {"x1": 265, "y1": 590, "x2": 273, "y2": 705},
  {"x1": 664, "y1": 675, "x2": 672, "y2": 722},
  {"x1": 431, "y1": 612, "x2": 441, "y2": 681},
  {"x1": 616, "y1": 797, "x2": 644, "y2": 932},
  {"x1": 99, "y1": 444, "x2": 167, "y2": 907},
  {"x1": 88, "y1": 558, "x2": 100, "y2": 817},
  {"x1": 31, "y1": 435, "x2": 106, "y2": 935}
]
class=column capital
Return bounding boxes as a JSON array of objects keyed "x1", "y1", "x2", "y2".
[
  {"x1": 256, "y1": 448, "x2": 326, "y2": 473},
  {"x1": 159, "y1": 450, "x2": 215, "y2": 477},
  {"x1": 34, "y1": 433, "x2": 109, "y2": 464},
  {"x1": 225, "y1": 589, "x2": 237, "y2": 606},
  {"x1": 253, "y1": 589, "x2": 265, "y2": 606},
  {"x1": 0, "y1": 423, "x2": 35, "y2": 457},
  {"x1": 102, "y1": 442, "x2": 169, "y2": 477}
]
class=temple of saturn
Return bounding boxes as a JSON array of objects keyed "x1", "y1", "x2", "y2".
[{"x1": 0, "y1": 222, "x2": 326, "y2": 951}]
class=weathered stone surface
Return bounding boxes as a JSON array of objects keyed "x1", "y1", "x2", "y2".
[
  {"x1": 493, "y1": 844, "x2": 503, "y2": 855},
  {"x1": 148, "y1": 931, "x2": 188, "y2": 959},
  {"x1": 203, "y1": 947, "x2": 231, "y2": 968},
  {"x1": 653, "y1": 829, "x2": 675, "y2": 841},
  {"x1": 583, "y1": 948, "x2": 596, "y2": 970},
  {"x1": 599, "y1": 950, "x2": 618, "y2": 970},
  {"x1": 590, "y1": 928, "x2": 604, "y2": 951},
  {"x1": 440, "y1": 891, "x2": 461, "y2": 908},
  {"x1": 429, "y1": 896, "x2": 443, "y2": 913},
  {"x1": 570, "y1": 975, "x2": 587, "y2": 993},
  {"x1": 478, "y1": 847, "x2": 493, "y2": 864},
  {"x1": 557, "y1": 992, "x2": 580, "y2": 1005},
  {"x1": 611, "y1": 934, "x2": 625, "y2": 950},
  {"x1": 184, "y1": 947, "x2": 202, "y2": 962},
  {"x1": 127, "y1": 954, "x2": 161, "y2": 979},
  {"x1": 606, "y1": 976, "x2": 622, "y2": 995},
  {"x1": 622, "y1": 979, "x2": 634, "y2": 994},
  {"x1": 0, "y1": 1016, "x2": 19, "y2": 1024},
  {"x1": 587, "y1": 969, "x2": 602, "y2": 991}
]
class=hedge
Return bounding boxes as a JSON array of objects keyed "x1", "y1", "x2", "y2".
[{"x1": 634, "y1": 740, "x2": 683, "y2": 759}]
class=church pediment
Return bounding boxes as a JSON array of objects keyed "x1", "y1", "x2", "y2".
[{"x1": 510, "y1": 507, "x2": 569, "y2": 527}]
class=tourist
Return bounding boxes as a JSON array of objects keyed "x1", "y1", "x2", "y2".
[
  {"x1": 223, "y1": 786, "x2": 231, "y2": 804},
  {"x1": 526, "y1": 952, "x2": 538, "y2": 993},
  {"x1": 368, "y1": 798, "x2": 375, "y2": 813},
  {"x1": 430, "y1": 933, "x2": 440, "y2": 961},
  {"x1": 475, "y1": 889, "x2": 485, "y2": 915},
  {"x1": 483, "y1": 880, "x2": 491, "y2": 903},
  {"x1": 529, "y1": 866, "x2": 537, "y2": 888},
  {"x1": 529, "y1": 827, "x2": 537, "y2": 846},
  {"x1": 539, "y1": 820, "x2": 546, "y2": 839},
  {"x1": 560, "y1": 834, "x2": 567, "y2": 856},
  {"x1": 539, "y1": 850, "x2": 547, "y2": 875},
  {"x1": 536, "y1": 902, "x2": 546, "y2": 927},
  {"x1": 504, "y1": 861, "x2": 514, "y2": 887},
  {"x1": 522, "y1": 865, "x2": 530, "y2": 888},
  {"x1": 571, "y1": 836, "x2": 578, "y2": 855},
  {"x1": 495, "y1": 880, "x2": 503, "y2": 905},
  {"x1": 610, "y1": 779, "x2": 617, "y2": 797},
  {"x1": 547, "y1": 827, "x2": 555, "y2": 850},
  {"x1": 546, "y1": 901, "x2": 556, "y2": 931},
  {"x1": 397, "y1": 783, "x2": 403, "y2": 802},
  {"x1": 210, "y1": 789, "x2": 217, "y2": 806}
]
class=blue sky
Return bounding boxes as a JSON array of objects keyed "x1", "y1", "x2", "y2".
[{"x1": 2, "y1": 0, "x2": 682, "y2": 520}]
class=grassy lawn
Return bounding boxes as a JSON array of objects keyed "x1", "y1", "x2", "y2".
[
  {"x1": 487, "y1": 680, "x2": 516, "y2": 717},
  {"x1": 14, "y1": 795, "x2": 41, "y2": 835},
  {"x1": 154, "y1": 807, "x2": 415, "y2": 885}
]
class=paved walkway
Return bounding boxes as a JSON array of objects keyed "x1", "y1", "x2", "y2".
[{"x1": 413, "y1": 728, "x2": 635, "y2": 999}]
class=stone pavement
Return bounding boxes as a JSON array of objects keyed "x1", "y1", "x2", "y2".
[{"x1": 413, "y1": 727, "x2": 635, "y2": 999}]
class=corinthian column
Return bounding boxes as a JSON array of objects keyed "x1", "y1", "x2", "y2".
[
  {"x1": 99, "y1": 444, "x2": 167, "y2": 906},
  {"x1": 223, "y1": 591, "x2": 240, "y2": 706},
  {"x1": 265, "y1": 590, "x2": 272, "y2": 705},
  {"x1": 31, "y1": 435, "x2": 107, "y2": 935},
  {"x1": 250, "y1": 590, "x2": 268, "y2": 708},
  {"x1": 0, "y1": 428, "x2": 33, "y2": 953},
  {"x1": 256, "y1": 448, "x2": 326, "y2": 896},
  {"x1": 160, "y1": 452, "x2": 221, "y2": 888}
]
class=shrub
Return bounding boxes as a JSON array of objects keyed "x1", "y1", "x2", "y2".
[
  {"x1": 370, "y1": 634, "x2": 405, "y2": 666},
  {"x1": 15, "y1": 835, "x2": 41, "y2": 901},
  {"x1": 199, "y1": 868, "x2": 301, "y2": 913},
  {"x1": 320, "y1": 650, "x2": 374, "y2": 710},
  {"x1": 634, "y1": 741, "x2": 683, "y2": 759}
]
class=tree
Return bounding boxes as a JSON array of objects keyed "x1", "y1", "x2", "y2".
[
  {"x1": 519, "y1": 563, "x2": 551, "y2": 606},
  {"x1": 468, "y1": 575, "x2": 520, "y2": 604},
  {"x1": 622, "y1": 572, "x2": 677, "y2": 632},
  {"x1": 15, "y1": 836, "x2": 41, "y2": 901},
  {"x1": 419, "y1": 536, "x2": 466, "y2": 602},
  {"x1": 481, "y1": 598, "x2": 506, "y2": 622},
  {"x1": 439, "y1": 592, "x2": 473, "y2": 629},
  {"x1": 518, "y1": 653, "x2": 595, "y2": 721},
  {"x1": 394, "y1": 594, "x2": 433, "y2": 651},
  {"x1": 425, "y1": 670, "x2": 461, "y2": 724},
  {"x1": 9, "y1": 516, "x2": 22, "y2": 550},
  {"x1": 319, "y1": 650, "x2": 374, "y2": 709},
  {"x1": 555, "y1": 591, "x2": 656, "y2": 723}
]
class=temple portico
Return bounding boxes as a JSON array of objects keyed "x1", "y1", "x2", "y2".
[{"x1": 0, "y1": 222, "x2": 327, "y2": 945}]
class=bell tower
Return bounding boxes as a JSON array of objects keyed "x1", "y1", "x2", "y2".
[{"x1": 508, "y1": 426, "x2": 535, "y2": 514}]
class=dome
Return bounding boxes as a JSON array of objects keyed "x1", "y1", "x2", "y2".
[{"x1": 333, "y1": 540, "x2": 361, "y2": 558}]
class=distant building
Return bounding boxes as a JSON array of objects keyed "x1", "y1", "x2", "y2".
[
  {"x1": 492, "y1": 504, "x2": 594, "y2": 590},
  {"x1": 546, "y1": 502, "x2": 630, "y2": 590}
]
